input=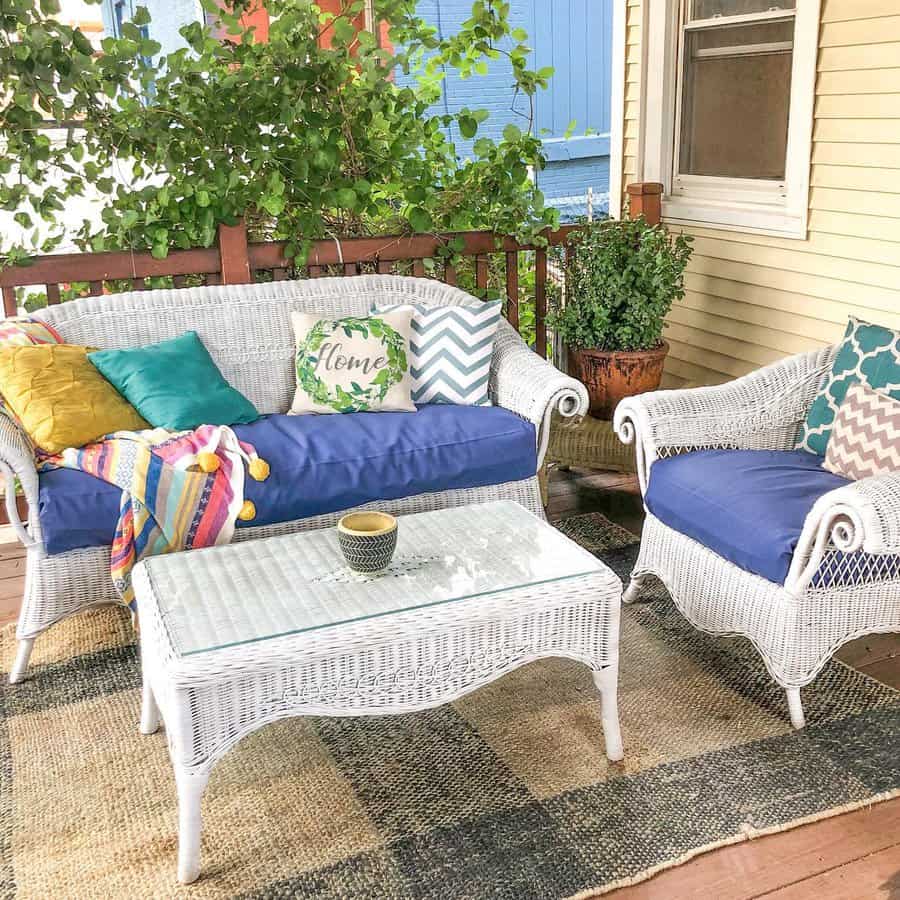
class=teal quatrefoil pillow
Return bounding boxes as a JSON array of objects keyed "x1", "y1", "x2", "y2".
[
  {"x1": 797, "y1": 317, "x2": 900, "y2": 456},
  {"x1": 89, "y1": 330, "x2": 259, "y2": 431}
]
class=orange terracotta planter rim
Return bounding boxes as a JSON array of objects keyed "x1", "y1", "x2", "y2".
[{"x1": 570, "y1": 340, "x2": 669, "y2": 361}]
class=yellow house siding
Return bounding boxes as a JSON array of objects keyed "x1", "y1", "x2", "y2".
[
  {"x1": 624, "y1": 1, "x2": 900, "y2": 389},
  {"x1": 623, "y1": 0, "x2": 642, "y2": 186}
]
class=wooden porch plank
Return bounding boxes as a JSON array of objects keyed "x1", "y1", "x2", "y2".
[
  {"x1": 217, "y1": 221, "x2": 251, "y2": 284},
  {"x1": 0, "y1": 247, "x2": 221, "y2": 289},
  {"x1": 1, "y1": 286, "x2": 16, "y2": 317},
  {"x1": 475, "y1": 255, "x2": 488, "y2": 293},
  {"x1": 245, "y1": 225, "x2": 580, "y2": 272},
  {"x1": 761, "y1": 842, "x2": 900, "y2": 900},
  {"x1": 836, "y1": 632, "x2": 900, "y2": 669},
  {"x1": 505, "y1": 251, "x2": 519, "y2": 331},
  {"x1": 855, "y1": 656, "x2": 900, "y2": 690},
  {"x1": 535, "y1": 248, "x2": 547, "y2": 357},
  {"x1": 604, "y1": 799, "x2": 900, "y2": 899}
]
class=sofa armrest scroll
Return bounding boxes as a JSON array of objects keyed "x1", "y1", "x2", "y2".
[
  {"x1": 490, "y1": 320, "x2": 589, "y2": 467},
  {"x1": 0, "y1": 412, "x2": 40, "y2": 547},
  {"x1": 614, "y1": 346, "x2": 835, "y2": 492}
]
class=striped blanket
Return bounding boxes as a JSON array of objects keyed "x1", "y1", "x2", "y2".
[{"x1": 39, "y1": 425, "x2": 269, "y2": 606}]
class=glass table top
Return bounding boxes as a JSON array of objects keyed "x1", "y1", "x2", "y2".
[{"x1": 142, "y1": 500, "x2": 604, "y2": 657}]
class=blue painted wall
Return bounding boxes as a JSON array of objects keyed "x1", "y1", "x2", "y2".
[
  {"x1": 100, "y1": 0, "x2": 201, "y2": 58},
  {"x1": 398, "y1": 0, "x2": 613, "y2": 219}
]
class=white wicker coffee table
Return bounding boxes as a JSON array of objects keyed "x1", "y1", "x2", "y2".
[{"x1": 133, "y1": 500, "x2": 623, "y2": 883}]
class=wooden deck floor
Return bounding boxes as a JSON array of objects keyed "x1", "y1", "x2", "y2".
[{"x1": 1, "y1": 472, "x2": 897, "y2": 898}]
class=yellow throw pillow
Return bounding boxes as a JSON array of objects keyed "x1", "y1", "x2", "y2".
[{"x1": 0, "y1": 344, "x2": 148, "y2": 454}]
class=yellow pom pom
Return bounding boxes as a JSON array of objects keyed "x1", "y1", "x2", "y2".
[
  {"x1": 248, "y1": 457, "x2": 270, "y2": 482},
  {"x1": 197, "y1": 451, "x2": 220, "y2": 474},
  {"x1": 238, "y1": 500, "x2": 256, "y2": 522}
]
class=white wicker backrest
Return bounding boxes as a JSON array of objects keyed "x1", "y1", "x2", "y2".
[{"x1": 34, "y1": 275, "x2": 482, "y2": 414}]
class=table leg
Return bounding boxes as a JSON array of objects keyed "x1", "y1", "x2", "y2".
[
  {"x1": 593, "y1": 665, "x2": 624, "y2": 762},
  {"x1": 175, "y1": 767, "x2": 210, "y2": 884},
  {"x1": 140, "y1": 678, "x2": 160, "y2": 735}
]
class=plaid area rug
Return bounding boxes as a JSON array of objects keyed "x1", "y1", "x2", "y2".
[{"x1": 1, "y1": 512, "x2": 898, "y2": 899}]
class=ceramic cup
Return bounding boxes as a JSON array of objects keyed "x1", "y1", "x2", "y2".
[{"x1": 337, "y1": 511, "x2": 398, "y2": 573}]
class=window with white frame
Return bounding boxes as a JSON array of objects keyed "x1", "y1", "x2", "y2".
[{"x1": 640, "y1": 0, "x2": 819, "y2": 237}]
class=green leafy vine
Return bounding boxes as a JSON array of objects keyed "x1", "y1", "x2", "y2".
[{"x1": 1, "y1": 0, "x2": 561, "y2": 268}]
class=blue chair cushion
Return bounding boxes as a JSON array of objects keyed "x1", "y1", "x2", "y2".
[
  {"x1": 644, "y1": 449, "x2": 851, "y2": 585},
  {"x1": 38, "y1": 405, "x2": 537, "y2": 556}
]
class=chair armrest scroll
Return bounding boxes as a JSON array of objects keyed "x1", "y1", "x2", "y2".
[
  {"x1": 490, "y1": 320, "x2": 589, "y2": 467},
  {"x1": 818, "y1": 473, "x2": 900, "y2": 555},
  {"x1": 0, "y1": 412, "x2": 40, "y2": 547},
  {"x1": 784, "y1": 472, "x2": 900, "y2": 592}
]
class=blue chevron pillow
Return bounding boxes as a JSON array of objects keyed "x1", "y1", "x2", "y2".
[{"x1": 373, "y1": 301, "x2": 502, "y2": 405}]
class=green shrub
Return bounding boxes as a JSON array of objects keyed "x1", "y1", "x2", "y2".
[
  {"x1": 1, "y1": 0, "x2": 560, "y2": 266},
  {"x1": 549, "y1": 218, "x2": 692, "y2": 352}
]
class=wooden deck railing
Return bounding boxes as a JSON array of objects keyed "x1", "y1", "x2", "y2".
[{"x1": 0, "y1": 182, "x2": 662, "y2": 359}]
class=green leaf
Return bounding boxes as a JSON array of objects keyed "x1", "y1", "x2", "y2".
[
  {"x1": 502, "y1": 124, "x2": 521, "y2": 143},
  {"x1": 458, "y1": 116, "x2": 478, "y2": 139},
  {"x1": 261, "y1": 194, "x2": 284, "y2": 216},
  {"x1": 72, "y1": 29, "x2": 94, "y2": 57},
  {"x1": 408, "y1": 207, "x2": 433, "y2": 232},
  {"x1": 407, "y1": 185, "x2": 427, "y2": 204},
  {"x1": 335, "y1": 187, "x2": 357, "y2": 209},
  {"x1": 333, "y1": 17, "x2": 355, "y2": 43}
]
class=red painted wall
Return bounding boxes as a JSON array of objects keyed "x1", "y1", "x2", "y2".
[
  {"x1": 211, "y1": 1, "x2": 269, "y2": 43},
  {"x1": 213, "y1": 2, "x2": 389, "y2": 52}
]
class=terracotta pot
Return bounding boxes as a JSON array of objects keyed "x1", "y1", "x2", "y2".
[{"x1": 568, "y1": 341, "x2": 669, "y2": 420}]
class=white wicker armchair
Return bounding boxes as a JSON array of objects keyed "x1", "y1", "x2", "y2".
[
  {"x1": 614, "y1": 347, "x2": 900, "y2": 729},
  {"x1": 5, "y1": 275, "x2": 587, "y2": 683}
]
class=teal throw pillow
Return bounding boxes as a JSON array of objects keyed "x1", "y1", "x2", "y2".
[
  {"x1": 89, "y1": 331, "x2": 259, "y2": 431},
  {"x1": 797, "y1": 317, "x2": 900, "y2": 456}
]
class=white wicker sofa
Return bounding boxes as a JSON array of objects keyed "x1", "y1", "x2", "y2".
[
  {"x1": 614, "y1": 347, "x2": 900, "y2": 729},
  {"x1": 3, "y1": 275, "x2": 587, "y2": 683}
]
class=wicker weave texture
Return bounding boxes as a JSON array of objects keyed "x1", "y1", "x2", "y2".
[
  {"x1": 134, "y1": 502, "x2": 622, "y2": 882},
  {"x1": 32, "y1": 276, "x2": 587, "y2": 427},
  {"x1": 615, "y1": 346, "x2": 900, "y2": 726},
  {"x1": 631, "y1": 514, "x2": 900, "y2": 688}
]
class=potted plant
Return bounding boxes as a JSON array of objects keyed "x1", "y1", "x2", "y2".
[{"x1": 550, "y1": 217, "x2": 693, "y2": 419}]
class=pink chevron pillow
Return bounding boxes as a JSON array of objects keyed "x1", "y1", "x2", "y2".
[{"x1": 823, "y1": 382, "x2": 900, "y2": 481}]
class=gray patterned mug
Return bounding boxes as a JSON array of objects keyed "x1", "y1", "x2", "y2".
[{"x1": 337, "y1": 511, "x2": 398, "y2": 573}]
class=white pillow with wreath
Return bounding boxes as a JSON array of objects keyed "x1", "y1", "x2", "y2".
[{"x1": 289, "y1": 309, "x2": 416, "y2": 415}]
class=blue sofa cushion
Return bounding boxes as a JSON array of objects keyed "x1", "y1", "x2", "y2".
[
  {"x1": 644, "y1": 449, "x2": 851, "y2": 585},
  {"x1": 39, "y1": 405, "x2": 537, "y2": 556}
]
